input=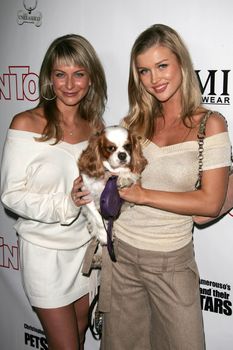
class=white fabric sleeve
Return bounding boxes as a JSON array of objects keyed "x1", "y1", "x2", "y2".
[
  {"x1": 0, "y1": 135, "x2": 80, "y2": 225},
  {"x1": 202, "y1": 132, "x2": 232, "y2": 171}
]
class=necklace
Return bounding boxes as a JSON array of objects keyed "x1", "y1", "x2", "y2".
[
  {"x1": 60, "y1": 125, "x2": 75, "y2": 136},
  {"x1": 68, "y1": 130, "x2": 74, "y2": 136},
  {"x1": 59, "y1": 120, "x2": 76, "y2": 136},
  {"x1": 59, "y1": 113, "x2": 79, "y2": 137}
]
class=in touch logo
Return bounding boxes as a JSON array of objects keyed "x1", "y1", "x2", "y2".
[
  {"x1": 195, "y1": 70, "x2": 231, "y2": 105},
  {"x1": 0, "y1": 66, "x2": 39, "y2": 102},
  {"x1": 0, "y1": 236, "x2": 19, "y2": 270}
]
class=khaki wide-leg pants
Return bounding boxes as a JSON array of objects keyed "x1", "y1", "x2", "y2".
[{"x1": 101, "y1": 239, "x2": 205, "y2": 350}]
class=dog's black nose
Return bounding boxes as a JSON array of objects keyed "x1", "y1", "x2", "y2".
[{"x1": 118, "y1": 152, "x2": 127, "y2": 161}]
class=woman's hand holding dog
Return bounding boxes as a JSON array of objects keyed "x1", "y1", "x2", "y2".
[
  {"x1": 71, "y1": 176, "x2": 92, "y2": 207},
  {"x1": 119, "y1": 182, "x2": 145, "y2": 205}
]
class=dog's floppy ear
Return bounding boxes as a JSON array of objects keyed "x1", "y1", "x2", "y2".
[
  {"x1": 78, "y1": 131, "x2": 106, "y2": 178},
  {"x1": 129, "y1": 133, "x2": 148, "y2": 174}
]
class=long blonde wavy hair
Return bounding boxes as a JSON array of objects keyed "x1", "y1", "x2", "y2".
[{"x1": 123, "y1": 24, "x2": 202, "y2": 140}]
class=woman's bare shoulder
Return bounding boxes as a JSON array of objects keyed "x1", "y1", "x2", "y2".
[
  {"x1": 191, "y1": 108, "x2": 228, "y2": 137},
  {"x1": 10, "y1": 110, "x2": 33, "y2": 129},
  {"x1": 204, "y1": 110, "x2": 228, "y2": 137},
  {"x1": 10, "y1": 107, "x2": 46, "y2": 133}
]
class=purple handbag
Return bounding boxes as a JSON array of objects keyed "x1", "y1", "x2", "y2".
[{"x1": 100, "y1": 176, "x2": 123, "y2": 261}]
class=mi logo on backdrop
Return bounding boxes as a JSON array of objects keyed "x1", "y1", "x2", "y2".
[{"x1": 195, "y1": 70, "x2": 231, "y2": 105}]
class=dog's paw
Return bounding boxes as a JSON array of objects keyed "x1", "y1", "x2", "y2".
[
  {"x1": 95, "y1": 226, "x2": 107, "y2": 245},
  {"x1": 91, "y1": 244, "x2": 102, "y2": 269},
  {"x1": 117, "y1": 173, "x2": 139, "y2": 188}
]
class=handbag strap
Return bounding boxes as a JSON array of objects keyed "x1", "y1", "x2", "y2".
[
  {"x1": 195, "y1": 110, "x2": 230, "y2": 190},
  {"x1": 195, "y1": 110, "x2": 215, "y2": 190},
  {"x1": 106, "y1": 219, "x2": 117, "y2": 262},
  {"x1": 88, "y1": 286, "x2": 103, "y2": 340}
]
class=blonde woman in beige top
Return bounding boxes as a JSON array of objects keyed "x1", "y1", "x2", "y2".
[{"x1": 100, "y1": 24, "x2": 231, "y2": 350}]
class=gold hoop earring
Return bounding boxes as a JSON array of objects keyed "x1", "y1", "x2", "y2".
[{"x1": 41, "y1": 83, "x2": 56, "y2": 101}]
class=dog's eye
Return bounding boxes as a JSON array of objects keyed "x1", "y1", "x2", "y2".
[
  {"x1": 124, "y1": 143, "x2": 132, "y2": 152},
  {"x1": 106, "y1": 146, "x2": 116, "y2": 153}
]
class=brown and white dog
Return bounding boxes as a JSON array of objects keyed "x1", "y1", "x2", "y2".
[{"x1": 78, "y1": 125, "x2": 147, "y2": 245}]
